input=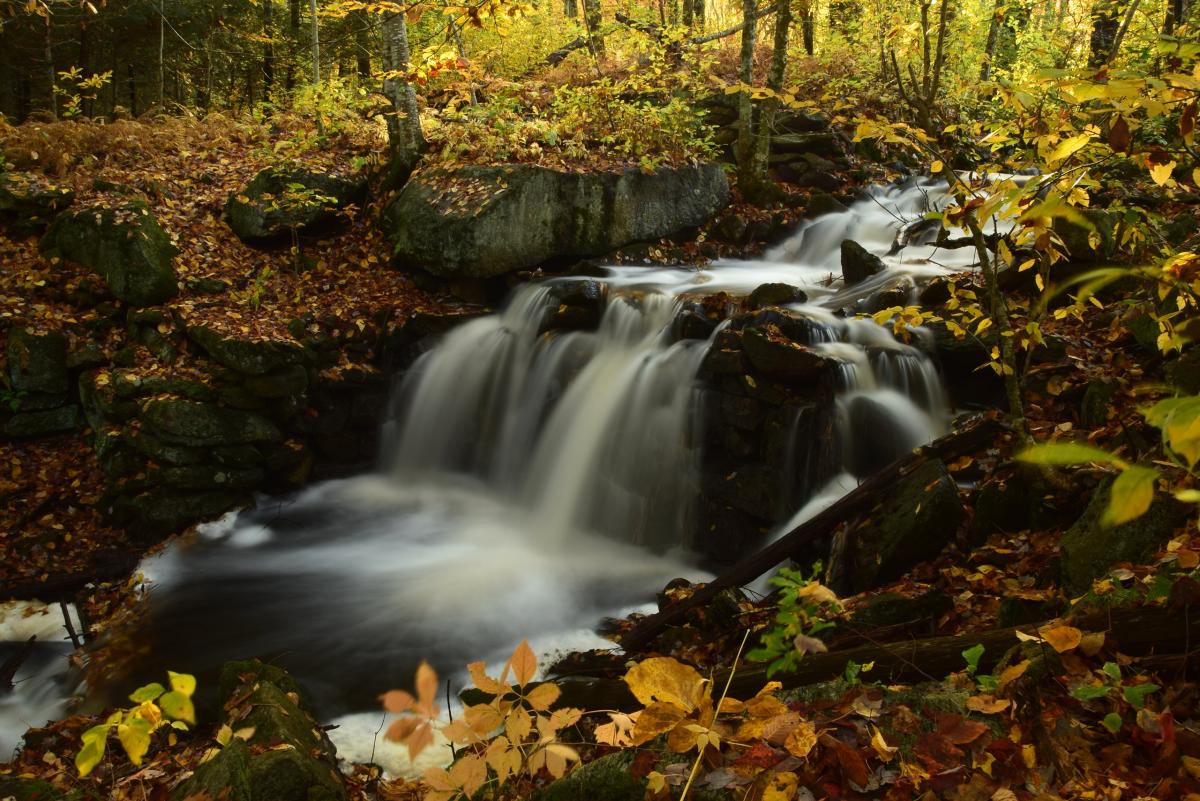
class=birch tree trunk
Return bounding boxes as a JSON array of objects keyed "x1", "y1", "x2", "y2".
[
  {"x1": 733, "y1": 0, "x2": 757, "y2": 190},
  {"x1": 748, "y1": 0, "x2": 792, "y2": 197},
  {"x1": 381, "y1": 11, "x2": 425, "y2": 186}
]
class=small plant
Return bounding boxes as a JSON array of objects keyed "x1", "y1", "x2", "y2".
[
  {"x1": 232, "y1": 266, "x2": 274, "y2": 310},
  {"x1": 1070, "y1": 660, "x2": 1160, "y2": 734},
  {"x1": 75, "y1": 671, "x2": 196, "y2": 777},
  {"x1": 746, "y1": 564, "x2": 840, "y2": 678},
  {"x1": 261, "y1": 182, "x2": 339, "y2": 271},
  {"x1": 54, "y1": 68, "x2": 112, "y2": 119}
]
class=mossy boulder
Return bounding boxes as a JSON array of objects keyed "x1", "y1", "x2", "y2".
[
  {"x1": 741, "y1": 325, "x2": 831, "y2": 381},
  {"x1": 1060, "y1": 479, "x2": 1191, "y2": 595},
  {"x1": 2, "y1": 406, "x2": 80, "y2": 438},
  {"x1": 6, "y1": 328, "x2": 68, "y2": 396},
  {"x1": 830, "y1": 459, "x2": 964, "y2": 594},
  {"x1": 840, "y1": 239, "x2": 885, "y2": 285},
  {"x1": 248, "y1": 748, "x2": 345, "y2": 801},
  {"x1": 140, "y1": 398, "x2": 281, "y2": 447},
  {"x1": 188, "y1": 325, "x2": 306, "y2": 376},
  {"x1": 747, "y1": 282, "x2": 806, "y2": 309},
  {"x1": 41, "y1": 201, "x2": 179, "y2": 306},
  {"x1": 171, "y1": 736, "x2": 252, "y2": 801},
  {"x1": 123, "y1": 487, "x2": 247, "y2": 535},
  {"x1": 226, "y1": 167, "x2": 366, "y2": 242},
  {"x1": 537, "y1": 751, "x2": 646, "y2": 801},
  {"x1": 0, "y1": 173, "x2": 75, "y2": 229},
  {"x1": 384, "y1": 163, "x2": 730, "y2": 278}
]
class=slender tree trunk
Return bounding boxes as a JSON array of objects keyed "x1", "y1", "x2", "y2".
[
  {"x1": 748, "y1": 0, "x2": 791, "y2": 196},
  {"x1": 1088, "y1": 0, "x2": 1123, "y2": 67},
  {"x1": 381, "y1": 11, "x2": 425, "y2": 184},
  {"x1": 683, "y1": 0, "x2": 693, "y2": 27},
  {"x1": 565, "y1": 0, "x2": 579, "y2": 19},
  {"x1": 583, "y1": 0, "x2": 605, "y2": 58},
  {"x1": 158, "y1": 0, "x2": 165, "y2": 107},
  {"x1": 694, "y1": 0, "x2": 705, "y2": 28},
  {"x1": 308, "y1": 0, "x2": 321, "y2": 83},
  {"x1": 1106, "y1": 0, "x2": 1142, "y2": 63},
  {"x1": 353, "y1": 9, "x2": 371, "y2": 78},
  {"x1": 286, "y1": 0, "x2": 300, "y2": 89},
  {"x1": 263, "y1": 0, "x2": 275, "y2": 101},
  {"x1": 44, "y1": 15, "x2": 57, "y2": 119},
  {"x1": 980, "y1": 0, "x2": 1005, "y2": 80},
  {"x1": 734, "y1": 0, "x2": 757, "y2": 191},
  {"x1": 801, "y1": 6, "x2": 814, "y2": 54}
]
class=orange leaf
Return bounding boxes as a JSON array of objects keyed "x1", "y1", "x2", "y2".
[
  {"x1": 966, "y1": 694, "x2": 1010, "y2": 714},
  {"x1": 525, "y1": 682, "x2": 561, "y2": 712},
  {"x1": 380, "y1": 690, "x2": 415, "y2": 714},
  {"x1": 784, "y1": 721, "x2": 818, "y2": 758},
  {"x1": 507, "y1": 640, "x2": 538, "y2": 686},
  {"x1": 1038, "y1": 624, "x2": 1083, "y2": 653}
]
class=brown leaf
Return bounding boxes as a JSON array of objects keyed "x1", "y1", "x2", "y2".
[
  {"x1": 784, "y1": 721, "x2": 818, "y2": 758},
  {"x1": 1109, "y1": 115, "x2": 1131, "y2": 153},
  {"x1": 1038, "y1": 624, "x2": 1083, "y2": 653},
  {"x1": 966, "y1": 695, "x2": 1010, "y2": 714},
  {"x1": 631, "y1": 701, "x2": 689, "y2": 746}
]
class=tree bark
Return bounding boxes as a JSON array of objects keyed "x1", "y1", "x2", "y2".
[
  {"x1": 748, "y1": 0, "x2": 791, "y2": 194},
  {"x1": 308, "y1": 0, "x2": 320, "y2": 83},
  {"x1": 583, "y1": 0, "x2": 605, "y2": 58},
  {"x1": 44, "y1": 14, "x2": 57, "y2": 119},
  {"x1": 353, "y1": 9, "x2": 371, "y2": 78},
  {"x1": 980, "y1": 0, "x2": 1004, "y2": 80},
  {"x1": 734, "y1": 0, "x2": 757, "y2": 192},
  {"x1": 381, "y1": 11, "x2": 425, "y2": 184},
  {"x1": 800, "y1": 6, "x2": 814, "y2": 55},
  {"x1": 1089, "y1": 0, "x2": 1123, "y2": 67},
  {"x1": 263, "y1": 0, "x2": 275, "y2": 102}
]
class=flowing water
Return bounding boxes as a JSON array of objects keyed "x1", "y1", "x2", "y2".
[{"x1": 1, "y1": 177, "x2": 981, "y2": 771}]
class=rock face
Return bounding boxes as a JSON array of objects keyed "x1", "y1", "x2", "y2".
[
  {"x1": 1, "y1": 328, "x2": 82, "y2": 439},
  {"x1": 840, "y1": 239, "x2": 885, "y2": 285},
  {"x1": 41, "y1": 201, "x2": 179, "y2": 306},
  {"x1": 1059, "y1": 480, "x2": 1190, "y2": 595},
  {"x1": 384, "y1": 163, "x2": 730, "y2": 278},
  {"x1": 226, "y1": 167, "x2": 366, "y2": 242},
  {"x1": 0, "y1": 173, "x2": 74, "y2": 230},
  {"x1": 827, "y1": 459, "x2": 964, "y2": 594},
  {"x1": 171, "y1": 660, "x2": 347, "y2": 801}
]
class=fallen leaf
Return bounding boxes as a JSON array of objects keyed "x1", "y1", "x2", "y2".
[{"x1": 1038, "y1": 624, "x2": 1083, "y2": 653}]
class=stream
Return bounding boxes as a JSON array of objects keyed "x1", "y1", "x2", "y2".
[{"x1": 1, "y1": 177, "x2": 983, "y2": 770}]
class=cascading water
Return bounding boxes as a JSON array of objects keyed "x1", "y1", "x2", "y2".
[{"x1": 2, "y1": 176, "x2": 983, "y2": 774}]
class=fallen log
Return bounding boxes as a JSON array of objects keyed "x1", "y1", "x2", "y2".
[
  {"x1": 559, "y1": 601, "x2": 1200, "y2": 711},
  {"x1": 617, "y1": 413, "x2": 1010, "y2": 654}
]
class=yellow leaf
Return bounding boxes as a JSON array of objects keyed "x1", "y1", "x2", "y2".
[
  {"x1": 930, "y1": 160, "x2": 944, "y2": 173},
  {"x1": 505, "y1": 640, "x2": 538, "y2": 686},
  {"x1": 593, "y1": 712, "x2": 638, "y2": 747},
  {"x1": 117, "y1": 718, "x2": 153, "y2": 766},
  {"x1": 1102, "y1": 466, "x2": 1157, "y2": 527},
  {"x1": 783, "y1": 720, "x2": 818, "y2": 758},
  {"x1": 75, "y1": 725, "x2": 109, "y2": 777},
  {"x1": 1150, "y1": 161, "x2": 1177, "y2": 186},
  {"x1": 467, "y1": 661, "x2": 506, "y2": 694},
  {"x1": 1038, "y1": 624, "x2": 1083, "y2": 653},
  {"x1": 631, "y1": 701, "x2": 689, "y2": 746},
  {"x1": 1193, "y1": 167, "x2": 1200, "y2": 188},
  {"x1": 159, "y1": 690, "x2": 195, "y2": 725},
  {"x1": 996, "y1": 660, "x2": 1030, "y2": 694},
  {"x1": 1047, "y1": 133, "x2": 1093, "y2": 164},
  {"x1": 966, "y1": 694, "x2": 1010, "y2": 714},
  {"x1": 215, "y1": 724, "x2": 233, "y2": 747},
  {"x1": 623, "y1": 657, "x2": 708, "y2": 711},
  {"x1": 763, "y1": 770, "x2": 800, "y2": 801},
  {"x1": 525, "y1": 682, "x2": 561, "y2": 712},
  {"x1": 870, "y1": 726, "x2": 898, "y2": 762},
  {"x1": 167, "y1": 671, "x2": 196, "y2": 698}
]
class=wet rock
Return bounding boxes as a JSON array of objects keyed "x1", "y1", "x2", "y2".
[
  {"x1": 543, "y1": 279, "x2": 607, "y2": 332},
  {"x1": 673, "y1": 302, "x2": 720, "y2": 341},
  {"x1": 918, "y1": 276, "x2": 953, "y2": 307},
  {"x1": 805, "y1": 191, "x2": 848, "y2": 218},
  {"x1": 732, "y1": 307, "x2": 829, "y2": 345},
  {"x1": 2, "y1": 406, "x2": 80, "y2": 438},
  {"x1": 0, "y1": 173, "x2": 74, "y2": 230},
  {"x1": 1053, "y1": 209, "x2": 1119, "y2": 263},
  {"x1": 867, "y1": 276, "x2": 915, "y2": 311},
  {"x1": 742, "y1": 326, "x2": 830, "y2": 381},
  {"x1": 6, "y1": 328, "x2": 68, "y2": 395},
  {"x1": 122, "y1": 488, "x2": 247, "y2": 536},
  {"x1": 700, "y1": 329, "x2": 747, "y2": 377},
  {"x1": 151, "y1": 465, "x2": 265, "y2": 491},
  {"x1": 829, "y1": 459, "x2": 963, "y2": 594},
  {"x1": 226, "y1": 167, "x2": 366, "y2": 242},
  {"x1": 139, "y1": 398, "x2": 281, "y2": 447},
  {"x1": 1060, "y1": 479, "x2": 1190, "y2": 596},
  {"x1": 41, "y1": 201, "x2": 178, "y2": 307},
  {"x1": 171, "y1": 737, "x2": 252, "y2": 801},
  {"x1": 384, "y1": 163, "x2": 730, "y2": 278},
  {"x1": 776, "y1": 109, "x2": 830, "y2": 134},
  {"x1": 188, "y1": 325, "x2": 306, "y2": 375},
  {"x1": 840, "y1": 239, "x2": 885, "y2": 285},
  {"x1": 747, "y1": 282, "x2": 807, "y2": 309}
]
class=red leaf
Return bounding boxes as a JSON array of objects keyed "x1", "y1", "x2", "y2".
[
  {"x1": 935, "y1": 713, "x2": 990, "y2": 745},
  {"x1": 819, "y1": 733, "x2": 870, "y2": 788},
  {"x1": 1109, "y1": 115, "x2": 1131, "y2": 153}
]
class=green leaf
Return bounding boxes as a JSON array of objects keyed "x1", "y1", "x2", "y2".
[
  {"x1": 167, "y1": 671, "x2": 197, "y2": 698},
  {"x1": 1102, "y1": 466, "x2": 1158, "y2": 527},
  {"x1": 117, "y1": 717, "x2": 153, "y2": 766},
  {"x1": 159, "y1": 690, "x2": 196, "y2": 725},
  {"x1": 1122, "y1": 683, "x2": 1160, "y2": 710},
  {"x1": 1016, "y1": 442, "x2": 1124, "y2": 468},
  {"x1": 1102, "y1": 662, "x2": 1121, "y2": 682},
  {"x1": 1101, "y1": 712, "x2": 1123, "y2": 733},
  {"x1": 962, "y1": 643, "x2": 985, "y2": 674},
  {"x1": 76, "y1": 724, "x2": 110, "y2": 777},
  {"x1": 1072, "y1": 684, "x2": 1114, "y2": 701},
  {"x1": 128, "y1": 682, "x2": 166, "y2": 704}
]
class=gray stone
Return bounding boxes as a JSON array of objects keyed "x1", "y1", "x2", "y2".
[
  {"x1": 188, "y1": 325, "x2": 305, "y2": 375},
  {"x1": 841, "y1": 239, "x2": 885, "y2": 285},
  {"x1": 226, "y1": 167, "x2": 366, "y2": 242},
  {"x1": 747, "y1": 282, "x2": 806, "y2": 309},
  {"x1": 1060, "y1": 479, "x2": 1190, "y2": 596},
  {"x1": 0, "y1": 173, "x2": 74, "y2": 229},
  {"x1": 140, "y1": 398, "x2": 281, "y2": 447},
  {"x1": 384, "y1": 163, "x2": 730, "y2": 278},
  {"x1": 830, "y1": 459, "x2": 964, "y2": 594},
  {"x1": 124, "y1": 488, "x2": 246, "y2": 535},
  {"x1": 243, "y1": 364, "x2": 309, "y2": 398},
  {"x1": 741, "y1": 326, "x2": 830, "y2": 380},
  {"x1": 2, "y1": 406, "x2": 79, "y2": 438},
  {"x1": 41, "y1": 201, "x2": 178, "y2": 306},
  {"x1": 6, "y1": 328, "x2": 68, "y2": 395}
]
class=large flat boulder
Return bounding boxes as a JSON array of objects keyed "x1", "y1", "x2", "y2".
[
  {"x1": 41, "y1": 201, "x2": 178, "y2": 306},
  {"x1": 383, "y1": 163, "x2": 730, "y2": 278},
  {"x1": 226, "y1": 167, "x2": 366, "y2": 242}
]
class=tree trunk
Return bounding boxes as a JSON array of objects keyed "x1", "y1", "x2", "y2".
[
  {"x1": 286, "y1": 0, "x2": 300, "y2": 89},
  {"x1": 565, "y1": 0, "x2": 579, "y2": 19},
  {"x1": 734, "y1": 0, "x2": 757, "y2": 191},
  {"x1": 583, "y1": 0, "x2": 605, "y2": 58},
  {"x1": 381, "y1": 12, "x2": 425, "y2": 184},
  {"x1": 682, "y1": 0, "x2": 693, "y2": 27},
  {"x1": 263, "y1": 0, "x2": 275, "y2": 102},
  {"x1": 44, "y1": 15, "x2": 57, "y2": 119},
  {"x1": 800, "y1": 7, "x2": 814, "y2": 54},
  {"x1": 980, "y1": 0, "x2": 1004, "y2": 80},
  {"x1": 748, "y1": 0, "x2": 791, "y2": 196},
  {"x1": 308, "y1": 0, "x2": 320, "y2": 83},
  {"x1": 354, "y1": 8, "x2": 371, "y2": 78},
  {"x1": 693, "y1": 0, "x2": 705, "y2": 28},
  {"x1": 1089, "y1": 0, "x2": 1122, "y2": 67}
]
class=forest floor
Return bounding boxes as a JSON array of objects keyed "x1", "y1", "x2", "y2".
[{"x1": 1, "y1": 115, "x2": 1199, "y2": 801}]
